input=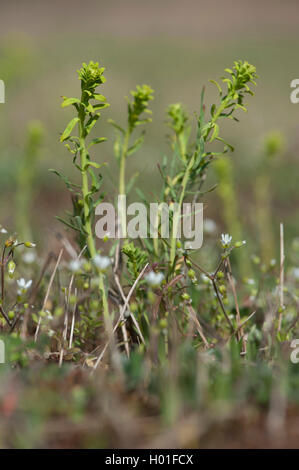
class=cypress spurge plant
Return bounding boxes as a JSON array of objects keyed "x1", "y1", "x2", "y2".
[
  {"x1": 164, "y1": 60, "x2": 258, "y2": 268},
  {"x1": 110, "y1": 85, "x2": 153, "y2": 236},
  {"x1": 57, "y1": 61, "x2": 110, "y2": 321},
  {"x1": 59, "y1": 61, "x2": 109, "y2": 258},
  {"x1": 111, "y1": 84, "x2": 153, "y2": 196}
]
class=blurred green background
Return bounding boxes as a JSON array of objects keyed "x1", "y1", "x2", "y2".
[{"x1": 1, "y1": 0, "x2": 299, "y2": 264}]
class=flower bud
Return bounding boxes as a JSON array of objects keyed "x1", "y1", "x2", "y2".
[
  {"x1": 24, "y1": 242, "x2": 36, "y2": 248},
  {"x1": 8, "y1": 310, "x2": 14, "y2": 320},
  {"x1": 7, "y1": 260, "x2": 16, "y2": 278},
  {"x1": 182, "y1": 293, "x2": 190, "y2": 301},
  {"x1": 235, "y1": 240, "x2": 246, "y2": 248},
  {"x1": 159, "y1": 318, "x2": 168, "y2": 329},
  {"x1": 219, "y1": 285, "x2": 226, "y2": 295}
]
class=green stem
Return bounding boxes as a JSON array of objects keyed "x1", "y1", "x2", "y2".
[
  {"x1": 79, "y1": 108, "x2": 96, "y2": 259},
  {"x1": 78, "y1": 102, "x2": 109, "y2": 320},
  {"x1": 169, "y1": 95, "x2": 232, "y2": 267},
  {"x1": 119, "y1": 130, "x2": 130, "y2": 237},
  {"x1": 119, "y1": 131, "x2": 129, "y2": 195},
  {"x1": 99, "y1": 273, "x2": 110, "y2": 330},
  {"x1": 169, "y1": 154, "x2": 195, "y2": 267}
]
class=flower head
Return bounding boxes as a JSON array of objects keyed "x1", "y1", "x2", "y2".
[
  {"x1": 221, "y1": 233, "x2": 232, "y2": 248},
  {"x1": 145, "y1": 271, "x2": 164, "y2": 287},
  {"x1": 69, "y1": 258, "x2": 83, "y2": 273},
  {"x1": 204, "y1": 218, "x2": 217, "y2": 235},
  {"x1": 93, "y1": 254, "x2": 111, "y2": 272},
  {"x1": 23, "y1": 251, "x2": 36, "y2": 264},
  {"x1": 128, "y1": 84, "x2": 154, "y2": 131},
  {"x1": 78, "y1": 61, "x2": 106, "y2": 92},
  {"x1": 17, "y1": 278, "x2": 32, "y2": 294}
]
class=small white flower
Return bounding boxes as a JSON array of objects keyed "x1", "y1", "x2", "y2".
[
  {"x1": 23, "y1": 251, "x2": 36, "y2": 264},
  {"x1": 69, "y1": 259, "x2": 83, "y2": 272},
  {"x1": 0, "y1": 227, "x2": 7, "y2": 234},
  {"x1": 293, "y1": 268, "x2": 299, "y2": 280},
  {"x1": 45, "y1": 310, "x2": 53, "y2": 320},
  {"x1": 93, "y1": 254, "x2": 111, "y2": 271},
  {"x1": 201, "y1": 273, "x2": 211, "y2": 284},
  {"x1": 204, "y1": 218, "x2": 217, "y2": 234},
  {"x1": 145, "y1": 271, "x2": 164, "y2": 286},
  {"x1": 17, "y1": 278, "x2": 32, "y2": 294},
  {"x1": 247, "y1": 278, "x2": 255, "y2": 285},
  {"x1": 221, "y1": 233, "x2": 232, "y2": 248}
]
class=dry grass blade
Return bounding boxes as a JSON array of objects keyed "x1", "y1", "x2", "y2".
[
  {"x1": 34, "y1": 249, "x2": 64, "y2": 342},
  {"x1": 59, "y1": 246, "x2": 86, "y2": 365},
  {"x1": 69, "y1": 287, "x2": 77, "y2": 349},
  {"x1": 114, "y1": 272, "x2": 145, "y2": 345},
  {"x1": 187, "y1": 304, "x2": 209, "y2": 348},
  {"x1": 226, "y1": 258, "x2": 246, "y2": 353},
  {"x1": 278, "y1": 222, "x2": 285, "y2": 333},
  {"x1": 92, "y1": 262, "x2": 149, "y2": 371},
  {"x1": 59, "y1": 289, "x2": 69, "y2": 367}
]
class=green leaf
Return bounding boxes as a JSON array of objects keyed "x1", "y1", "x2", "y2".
[
  {"x1": 87, "y1": 137, "x2": 107, "y2": 149},
  {"x1": 127, "y1": 133, "x2": 145, "y2": 156},
  {"x1": 49, "y1": 169, "x2": 78, "y2": 191},
  {"x1": 62, "y1": 97, "x2": 81, "y2": 108},
  {"x1": 210, "y1": 123, "x2": 219, "y2": 143},
  {"x1": 210, "y1": 79, "x2": 222, "y2": 96},
  {"x1": 94, "y1": 93, "x2": 107, "y2": 102},
  {"x1": 215, "y1": 136, "x2": 234, "y2": 152},
  {"x1": 126, "y1": 171, "x2": 139, "y2": 194},
  {"x1": 108, "y1": 119, "x2": 125, "y2": 135},
  {"x1": 85, "y1": 114, "x2": 100, "y2": 135},
  {"x1": 55, "y1": 216, "x2": 81, "y2": 232},
  {"x1": 83, "y1": 161, "x2": 106, "y2": 171},
  {"x1": 60, "y1": 117, "x2": 79, "y2": 142}
]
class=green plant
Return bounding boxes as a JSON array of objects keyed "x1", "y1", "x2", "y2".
[
  {"x1": 110, "y1": 84, "x2": 153, "y2": 237},
  {"x1": 161, "y1": 61, "x2": 258, "y2": 268},
  {"x1": 56, "y1": 61, "x2": 111, "y2": 322},
  {"x1": 57, "y1": 61, "x2": 109, "y2": 258}
]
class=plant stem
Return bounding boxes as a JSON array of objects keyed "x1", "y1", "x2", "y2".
[
  {"x1": 169, "y1": 154, "x2": 194, "y2": 267},
  {"x1": 99, "y1": 273, "x2": 110, "y2": 331},
  {"x1": 79, "y1": 107, "x2": 96, "y2": 259},
  {"x1": 119, "y1": 131, "x2": 130, "y2": 238},
  {"x1": 79, "y1": 99, "x2": 110, "y2": 321},
  {"x1": 119, "y1": 131, "x2": 130, "y2": 196},
  {"x1": 169, "y1": 95, "x2": 231, "y2": 268}
]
